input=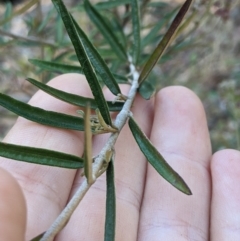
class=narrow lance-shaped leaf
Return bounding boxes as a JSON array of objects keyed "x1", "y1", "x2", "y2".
[
  {"x1": 84, "y1": 103, "x2": 93, "y2": 184},
  {"x1": 71, "y1": 15, "x2": 121, "y2": 96},
  {"x1": 131, "y1": 0, "x2": 141, "y2": 64},
  {"x1": 138, "y1": 0, "x2": 193, "y2": 84},
  {"x1": 52, "y1": 0, "x2": 112, "y2": 126},
  {"x1": 94, "y1": 48, "x2": 118, "y2": 59},
  {"x1": 111, "y1": 16, "x2": 127, "y2": 48},
  {"x1": 28, "y1": 59, "x2": 84, "y2": 74},
  {"x1": 25, "y1": 78, "x2": 124, "y2": 112},
  {"x1": 29, "y1": 59, "x2": 129, "y2": 83},
  {"x1": 56, "y1": 13, "x2": 64, "y2": 44},
  {"x1": 84, "y1": 0, "x2": 127, "y2": 61},
  {"x1": 0, "y1": 93, "x2": 84, "y2": 131},
  {"x1": 138, "y1": 80, "x2": 156, "y2": 100},
  {"x1": 29, "y1": 58, "x2": 84, "y2": 74},
  {"x1": 128, "y1": 116, "x2": 192, "y2": 195},
  {"x1": 104, "y1": 159, "x2": 116, "y2": 241},
  {"x1": 0, "y1": 142, "x2": 84, "y2": 169}
]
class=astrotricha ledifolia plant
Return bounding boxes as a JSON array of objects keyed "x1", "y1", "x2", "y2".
[{"x1": 0, "y1": 0, "x2": 193, "y2": 240}]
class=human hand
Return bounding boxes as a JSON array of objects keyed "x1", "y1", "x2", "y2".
[{"x1": 0, "y1": 74, "x2": 239, "y2": 241}]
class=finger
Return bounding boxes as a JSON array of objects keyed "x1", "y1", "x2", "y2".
[
  {"x1": 0, "y1": 74, "x2": 91, "y2": 239},
  {"x1": 211, "y1": 149, "x2": 240, "y2": 241},
  {"x1": 0, "y1": 167, "x2": 26, "y2": 241},
  {"x1": 57, "y1": 87, "x2": 154, "y2": 240},
  {"x1": 138, "y1": 86, "x2": 212, "y2": 241}
]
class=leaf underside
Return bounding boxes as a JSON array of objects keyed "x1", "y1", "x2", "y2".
[
  {"x1": 131, "y1": 0, "x2": 141, "y2": 64},
  {"x1": 0, "y1": 93, "x2": 85, "y2": 131},
  {"x1": 26, "y1": 78, "x2": 123, "y2": 112},
  {"x1": 138, "y1": 80, "x2": 156, "y2": 100},
  {"x1": 29, "y1": 58, "x2": 128, "y2": 83},
  {"x1": 29, "y1": 59, "x2": 84, "y2": 74}
]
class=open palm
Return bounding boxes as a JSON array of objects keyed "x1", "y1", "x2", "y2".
[{"x1": 0, "y1": 74, "x2": 239, "y2": 241}]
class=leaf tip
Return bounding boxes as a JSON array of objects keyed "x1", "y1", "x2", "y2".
[
  {"x1": 183, "y1": 185, "x2": 192, "y2": 195},
  {"x1": 174, "y1": 177, "x2": 192, "y2": 195}
]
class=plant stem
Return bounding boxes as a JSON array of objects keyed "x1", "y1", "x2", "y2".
[{"x1": 40, "y1": 56, "x2": 139, "y2": 241}]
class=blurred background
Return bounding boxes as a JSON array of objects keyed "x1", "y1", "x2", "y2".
[{"x1": 0, "y1": 0, "x2": 239, "y2": 152}]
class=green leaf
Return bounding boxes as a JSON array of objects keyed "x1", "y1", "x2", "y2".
[
  {"x1": 131, "y1": 0, "x2": 141, "y2": 64},
  {"x1": 29, "y1": 59, "x2": 84, "y2": 74},
  {"x1": 111, "y1": 73, "x2": 128, "y2": 83},
  {"x1": 0, "y1": 142, "x2": 84, "y2": 169},
  {"x1": 138, "y1": 80, "x2": 156, "y2": 100},
  {"x1": 96, "y1": 48, "x2": 118, "y2": 59},
  {"x1": 114, "y1": 17, "x2": 128, "y2": 47},
  {"x1": 84, "y1": 0, "x2": 127, "y2": 61},
  {"x1": 128, "y1": 117, "x2": 192, "y2": 195},
  {"x1": 29, "y1": 58, "x2": 128, "y2": 83},
  {"x1": 138, "y1": 70, "x2": 164, "y2": 100},
  {"x1": 84, "y1": 103, "x2": 93, "y2": 184},
  {"x1": 52, "y1": 0, "x2": 112, "y2": 126},
  {"x1": 25, "y1": 78, "x2": 123, "y2": 112},
  {"x1": 71, "y1": 15, "x2": 121, "y2": 96},
  {"x1": 0, "y1": 93, "x2": 84, "y2": 131},
  {"x1": 104, "y1": 160, "x2": 116, "y2": 241},
  {"x1": 138, "y1": 0, "x2": 193, "y2": 84},
  {"x1": 95, "y1": 0, "x2": 131, "y2": 10},
  {"x1": 56, "y1": 13, "x2": 64, "y2": 44}
]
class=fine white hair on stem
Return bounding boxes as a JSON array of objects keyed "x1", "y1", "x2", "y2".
[{"x1": 40, "y1": 56, "x2": 140, "y2": 241}]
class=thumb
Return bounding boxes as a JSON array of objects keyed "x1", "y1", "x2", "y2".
[{"x1": 0, "y1": 167, "x2": 26, "y2": 241}]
